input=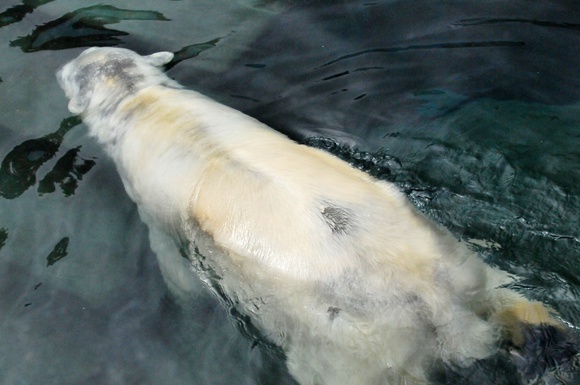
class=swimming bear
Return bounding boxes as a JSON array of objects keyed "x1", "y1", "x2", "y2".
[{"x1": 57, "y1": 47, "x2": 577, "y2": 385}]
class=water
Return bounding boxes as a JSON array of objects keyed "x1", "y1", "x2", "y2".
[{"x1": 0, "y1": 1, "x2": 578, "y2": 384}]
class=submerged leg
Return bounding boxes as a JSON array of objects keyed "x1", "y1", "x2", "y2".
[{"x1": 490, "y1": 288, "x2": 579, "y2": 381}]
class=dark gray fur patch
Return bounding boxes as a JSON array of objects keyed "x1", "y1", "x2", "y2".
[
  {"x1": 327, "y1": 306, "x2": 341, "y2": 321},
  {"x1": 103, "y1": 57, "x2": 143, "y2": 91},
  {"x1": 321, "y1": 205, "x2": 352, "y2": 235},
  {"x1": 76, "y1": 57, "x2": 142, "y2": 94},
  {"x1": 71, "y1": 56, "x2": 145, "y2": 115}
]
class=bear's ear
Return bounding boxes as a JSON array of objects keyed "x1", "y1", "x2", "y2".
[
  {"x1": 144, "y1": 52, "x2": 174, "y2": 67},
  {"x1": 68, "y1": 90, "x2": 91, "y2": 114}
]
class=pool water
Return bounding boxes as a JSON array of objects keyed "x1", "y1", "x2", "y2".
[{"x1": 0, "y1": 1, "x2": 578, "y2": 384}]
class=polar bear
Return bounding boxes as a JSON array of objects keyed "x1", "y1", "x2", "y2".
[{"x1": 57, "y1": 47, "x2": 577, "y2": 385}]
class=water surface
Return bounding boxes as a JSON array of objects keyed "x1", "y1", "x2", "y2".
[{"x1": 0, "y1": 1, "x2": 578, "y2": 384}]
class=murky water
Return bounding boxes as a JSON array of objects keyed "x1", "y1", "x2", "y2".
[{"x1": 0, "y1": 1, "x2": 578, "y2": 384}]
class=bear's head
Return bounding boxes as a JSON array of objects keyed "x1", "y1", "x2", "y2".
[{"x1": 57, "y1": 47, "x2": 177, "y2": 116}]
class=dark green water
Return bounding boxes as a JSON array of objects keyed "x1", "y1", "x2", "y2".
[{"x1": 0, "y1": 1, "x2": 578, "y2": 384}]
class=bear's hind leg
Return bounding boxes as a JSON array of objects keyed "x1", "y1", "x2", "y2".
[{"x1": 490, "y1": 289, "x2": 579, "y2": 381}]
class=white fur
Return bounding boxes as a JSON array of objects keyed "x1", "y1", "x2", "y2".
[{"x1": 58, "y1": 48, "x2": 550, "y2": 385}]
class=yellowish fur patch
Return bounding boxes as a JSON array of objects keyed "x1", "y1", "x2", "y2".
[{"x1": 496, "y1": 300, "x2": 561, "y2": 346}]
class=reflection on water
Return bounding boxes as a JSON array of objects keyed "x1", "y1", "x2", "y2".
[
  {"x1": 0, "y1": 228, "x2": 6, "y2": 249},
  {"x1": 166, "y1": 36, "x2": 230, "y2": 70},
  {"x1": 0, "y1": 116, "x2": 82, "y2": 199},
  {"x1": 0, "y1": 1, "x2": 578, "y2": 384},
  {"x1": 37, "y1": 146, "x2": 95, "y2": 196},
  {"x1": 10, "y1": 5, "x2": 168, "y2": 52},
  {"x1": 317, "y1": 41, "x2": 527, "y2": 69},
  {"x1": 453, "y1": 17, "x2": 580, "y2": 30},
  {"x1": 0, "y1": 0, "x2": 56, "y2": 28},
  {"x1": 45, "y1": 236, "x2": 69, "y2": 266}
]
